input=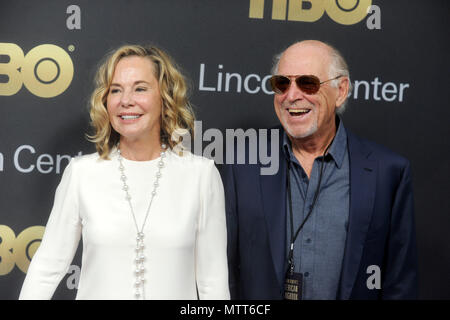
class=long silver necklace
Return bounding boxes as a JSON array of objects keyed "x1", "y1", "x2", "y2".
[{"x1": 117, "y1": 143, "x2": 167, "y2": 299}]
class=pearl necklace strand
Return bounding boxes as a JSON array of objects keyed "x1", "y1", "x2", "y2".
[{"x1": 117, "y1": 143, "x2": 167, "y2": 300}]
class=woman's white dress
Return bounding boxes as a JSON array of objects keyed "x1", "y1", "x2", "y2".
[{"x1": 19, "y1": 149, "x2": 230, "y2": 300}]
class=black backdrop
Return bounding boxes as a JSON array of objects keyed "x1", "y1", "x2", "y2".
[{"x1": 0, "y1": 0, "x2": 449, "y2": 299}]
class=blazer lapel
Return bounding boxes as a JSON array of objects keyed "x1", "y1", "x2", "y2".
[
  {"x1": 259, "y1": 128, "x2": 287, "y2": 289},
  {"x1": 339, "y1": 131, "x2": 377, "y2": 299}
]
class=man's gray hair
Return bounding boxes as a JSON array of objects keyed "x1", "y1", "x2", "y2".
[{"x1": 271, "y1": 41, "x2": 353, "y2": 114}]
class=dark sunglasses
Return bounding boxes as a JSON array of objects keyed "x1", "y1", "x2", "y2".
[{"x1": 269, "y1": 74, "x2": 343, "y2": 95}]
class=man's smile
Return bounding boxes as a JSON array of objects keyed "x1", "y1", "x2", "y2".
[{"x1": 287, "y1": 108, "x2": 311, "y2": 117}]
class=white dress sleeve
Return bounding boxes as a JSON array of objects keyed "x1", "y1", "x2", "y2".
[
  {"x1": 195, "y1": 161, "x2": 230, "y2": 299},
  {"x1": 19, "y1": 158, "x2": 82, "y2": 299}
]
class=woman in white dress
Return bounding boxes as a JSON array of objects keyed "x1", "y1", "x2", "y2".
[{"x1": 19, "y1": 45, "x2": 230, "y2": 300}]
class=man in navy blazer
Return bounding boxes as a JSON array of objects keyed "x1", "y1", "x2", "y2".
[{"x1": 222, "y1": 40, "x2": 418, "y2": 299}]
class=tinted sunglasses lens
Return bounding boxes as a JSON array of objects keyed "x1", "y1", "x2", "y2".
[
  {"x1": 270, "y1": 76, "x2": 291, "y2": 94},
  {"x1": 296, "y1": 76, "x2": 320, "y2": 94}
]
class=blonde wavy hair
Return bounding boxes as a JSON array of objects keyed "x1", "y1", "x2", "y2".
[{"x1": 87, "y1": 44, "x2": 195, "y2": 159}]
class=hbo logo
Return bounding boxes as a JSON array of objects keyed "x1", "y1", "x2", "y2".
[
  {"x1": 0, "y1": 43, "x2": 74, "y2": 98},
  {"x1": 0, "y1": 225, "x2": 44, "y2": 275},
  {"x1": 250, "y1": 0, "x2": 373, "y2": 25}
]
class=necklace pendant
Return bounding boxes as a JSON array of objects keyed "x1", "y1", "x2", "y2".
[{"x1": 134, "y1": 235, "x2": 146, "y2": 299}]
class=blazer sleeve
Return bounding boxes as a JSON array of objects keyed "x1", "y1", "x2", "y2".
[
  {"x1": 195, "y1": 161, "x2": 230, "y2": 299},
  {"x1": 19, "y1": 158, "x2": 82, "y2": 300},
  {"x1": 221, "y1": 164, "x2": 240, "y2": 300},
  {"x1": 382, "y1": 160, "x2": 419, "y2": 299}
]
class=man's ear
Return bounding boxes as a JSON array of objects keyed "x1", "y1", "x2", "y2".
[{"x1": 335, "y1": 77, "x2": 349, "y2": 108}]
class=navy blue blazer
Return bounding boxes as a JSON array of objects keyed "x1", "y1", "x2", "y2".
[{"x1": 221, "y1": 125, "x2": 418, "y2": 299}]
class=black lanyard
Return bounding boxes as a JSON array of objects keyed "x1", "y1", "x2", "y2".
[{"x1": 286, "y1": 141, "x2": 333, "y2": 274}]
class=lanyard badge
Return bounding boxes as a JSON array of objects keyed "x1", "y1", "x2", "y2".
[
  {"x1": 284, "y1": 244, "x2": 303, "y2": 300},
  {"x1": 284, "y1": 269, "x2": 303, "y2": 300}
]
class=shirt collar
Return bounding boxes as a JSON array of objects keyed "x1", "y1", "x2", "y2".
[{"x1": 282, "y1": 115, "x2": 348, "y2": 169}]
